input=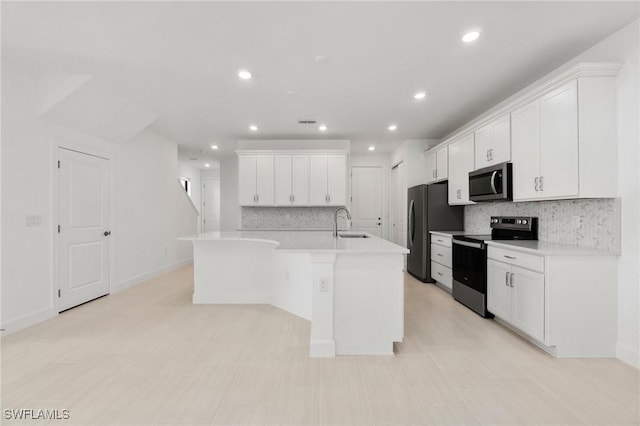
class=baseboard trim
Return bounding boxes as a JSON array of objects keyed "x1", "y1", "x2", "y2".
[
  {"x1": 617, "y1": 342, "x2": 640, "y2": 369},
  {"x1": 1, "y1": 306, "x2": 57, "y2": 336},
  {"x1": 113, "y1": 257, "x2": 193, "y2": 293},
  {"x1": 309, "y1": 339, "x2": 336, "y2": 357}
]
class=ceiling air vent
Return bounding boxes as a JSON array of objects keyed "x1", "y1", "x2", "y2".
[{"x1": 298, "y1": 119, "x2": 317, "y2": 125}]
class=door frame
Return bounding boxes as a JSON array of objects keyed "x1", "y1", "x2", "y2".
[
  {"x1": 350, "y1": 165, "x2": 387, "y2": 240},
  {"x1": 52, "y1": 139, "x2": 114, "y2": 313}
]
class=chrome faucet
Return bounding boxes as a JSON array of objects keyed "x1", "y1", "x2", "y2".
[{"x1": 333, "y1": 207, "x2": 352, "y2": 237}]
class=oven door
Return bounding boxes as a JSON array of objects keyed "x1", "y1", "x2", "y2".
[{"x1": 452, "y1": 239, "x2": 487, "y2": 294}]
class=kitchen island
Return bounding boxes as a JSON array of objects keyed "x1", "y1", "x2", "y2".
[{"x1": 179, "y1": 231, "x2": 409, "y2": 357}]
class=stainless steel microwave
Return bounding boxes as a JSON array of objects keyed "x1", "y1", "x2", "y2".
[{"x1": 468, "y1": 162, "x2": 512, "y2": 202}]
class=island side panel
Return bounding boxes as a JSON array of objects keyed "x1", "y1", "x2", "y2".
[
  {"x1": 333, "y1": 253, "x2": 405, "y2": 355},
  {"x1": 192, "y1": 240, "x2": 278, "y2": 304}
]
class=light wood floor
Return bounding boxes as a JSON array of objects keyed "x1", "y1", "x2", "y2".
[{"x1": 2, "y1": 266, "x2": 638, "y2": 425}]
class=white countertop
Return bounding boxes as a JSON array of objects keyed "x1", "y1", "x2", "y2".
[
  {"x1": 179, "y1": 230, "x2": 409, "y2": 254},
  {"x1": 486, "y1": 240, "x2": 620, "y2": 256},
  {"x1": 430, "y1": 230, "x2": 466, "y2": 237},
  {"x1": 428, "y1": 231, "x2": 619, "y2": 256}
]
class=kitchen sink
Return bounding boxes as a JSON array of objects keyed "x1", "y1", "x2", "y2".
[{"x1": 338, "y1": 232, "x2": 369, "y2": 239}]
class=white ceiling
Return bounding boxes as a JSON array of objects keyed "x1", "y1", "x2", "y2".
[{"x1": 2, "y1": 1, "x2": 638, "y2": 168}]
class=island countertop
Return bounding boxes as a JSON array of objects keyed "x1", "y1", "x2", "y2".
[{"x1": 179, "y1": 230, "x2": 409, "y2": 254}]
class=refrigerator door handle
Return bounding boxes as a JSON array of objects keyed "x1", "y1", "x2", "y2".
[{"x1": 408, "y1": 199, "x2": 415, "y2": 247}]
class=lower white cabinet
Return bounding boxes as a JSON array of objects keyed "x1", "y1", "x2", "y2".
[
  {"x1": 486, "y1": 243, "x2": 618, "y2": 358},
  {"x1": 487, "y1": 258, "x2": 544, "y2": 342},
  {"x1": 430, "y1": 233, "x2": 453, "y2": 290}
]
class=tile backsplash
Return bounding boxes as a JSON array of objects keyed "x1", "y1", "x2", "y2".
[
  {"x1": 464, "y1": 198, "x2": 621, "y2": 251},
  {"x1": 241, "y1": 207, "x2": 347, "y2": 230}
]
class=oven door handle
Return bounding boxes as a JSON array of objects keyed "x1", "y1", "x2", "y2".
[
  {"x1": 452, "y1": 239, "x2": 485, "y2": 249},
  {"x1": 490, "y1": 170, "x2": 498, "y2": 194}
]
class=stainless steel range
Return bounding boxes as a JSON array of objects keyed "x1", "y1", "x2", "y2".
[{"x1": 452, "y1": 216, "x2": 538, "y2": 317}]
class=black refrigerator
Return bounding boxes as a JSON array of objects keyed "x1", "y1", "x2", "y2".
[{"x1": 407, "y1": 182, "x2": 464, "y2": 282}]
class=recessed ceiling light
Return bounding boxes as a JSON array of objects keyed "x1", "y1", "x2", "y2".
[
  {"x1": 414, "y1": 91, "x2": 427, "y2": 100},
  {"x1": 211, "y1": 145, "x2": 219, "y2": 150},
  {"x1": 249, "y1": 125, "x2": 258, "y2": 131},
  {"x1": 319, "y1": 124, "x2": 327, "y2": 132},
  {"x1": 388, "y1": 124, "x2": 397, "y2": 131},
  {"x1": 368, "y1": 146, "x2": 376, "y2": 151},
  {"x1": 238, "y1": 69, "x2": 252, "y2": 80},
  {"x1": 204, "y1": 163, "x2": 211, "y2": 168},
  {"x1": 462, "y1": 31, "x2": 480, "y2": 43}
]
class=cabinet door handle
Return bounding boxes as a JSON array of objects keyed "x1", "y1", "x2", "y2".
[
  {"x1": 437, "y1": 272, "x2": 444, "y2": 276},
  {"x1": 504, "y1": 255, "x2": 516, "y2": 260},
  {"x1": 486, "y1": 150, "x2": 490, "y2": 161},
  {"x1": 437, "y1": 253, "x2": 443, "y2": 257},
  {"x1": 534, "y1": 177, "x2": 539, "y2": 191},
  {"x1": 328, "y1": 194, "x2": 331, "y2": 203},
  {"x1": 292, "y1": 194, "x2": 295, "y2": 202},
  {"x1": 256, "y1": 194, "x2": 259, "y2": 203},
  {"x1": 539, "y1": 176, "x2": 544, "y2": 191},
  {"x1": 505, "y1": 271, "x2": 510, "y2": 286},
  {"x1": 510, "y1": 273, "x2": 515, "y2": 288}
]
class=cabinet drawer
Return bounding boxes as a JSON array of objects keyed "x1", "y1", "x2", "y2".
[
  {"x1": 431, "y1": 261, "x2": 452, "y2": 289},
  {"x1": 488, "y1": 246, "x2": 544, "y2": 272},
  {"x1": 430, "y1": 244, "x2": 452, "y2": 268},
  {"x1": 430, "y1": 234, "x2": 452, "y2": 248}
]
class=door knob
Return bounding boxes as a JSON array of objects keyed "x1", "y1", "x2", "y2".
[{"x1": 104, "y1": 231, "x2": 111, "y2": 236}]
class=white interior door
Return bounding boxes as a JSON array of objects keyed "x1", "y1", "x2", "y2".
[
  {"x1": 202, "y1": 177, "x2": 220, "y2": 232},
  {"x1": 350, "y1": 166, "x2": 383, "y2": 237},
  {"x1": 57, "y1": 148, "x2": 110, "y2": 312},
  {"x1": 390, "y1": 162, "x2": 406, "y2": 247}
]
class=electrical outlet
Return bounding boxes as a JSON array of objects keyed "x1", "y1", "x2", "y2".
[
  {"x1": 25, "y1": 215, "x2": 42, "y2": 227},
  {"x1": 320, "y1": 277, "x2": 329, "y2": 292}
]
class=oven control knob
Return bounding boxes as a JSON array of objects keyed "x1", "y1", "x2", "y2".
[
  {"x1": 522, "y1": 219, "x2": 528, "y2": 225},
  {"x1": 516, "y1": 219, "x2": 521, "y2": 224}
]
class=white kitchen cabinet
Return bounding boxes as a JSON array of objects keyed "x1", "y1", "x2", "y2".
[
  {"x1": 425, "y1": 151, "x2": 436, "y2": 184},
  {"x1": 447, "y1": 134, "x2": 475, "y2": 205},
  {"x1": 487, "y1": 243, "x2": 617, "y2": 357},
  {"x1": 512, "y1": 80, "x2": 579, "y2": 201},
  {"x1": 474, "y1": 114, "x2": 511, "y2": 169},
  {"x1": 487, "y1": 251, "x2": 545, "y2": 342},
  {"x1": 309, "y1": 154, "x2": 347, "y2": 206},
  {"x1": 430, "y1": 233, "x2": 453, "y2": 290},
  {"x1": 275, "y1": 155, "x2": 308, "y2": 206},
  {"x1": 424, "y1": 147, "x2": 448, "y2": 183},
  {"x1": 238, "y1": 154, "x2": 274, "y2": 206}
]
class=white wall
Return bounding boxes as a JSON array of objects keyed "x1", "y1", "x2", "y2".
[
  {"x1": 563, "y1": 19, "x2": 639, "y2": 368},
  {"x1": 1, "y1": 59, "x2": 198, "y2": 332}
]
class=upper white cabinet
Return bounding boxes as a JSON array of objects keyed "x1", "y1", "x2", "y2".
[
  {"x1": 309, "y1": 154, "x2": 347, "y2": 206},
  {"x1": 425, "y1": 147, "x2": 448, "y2": 183},
  {"x1": 474, "y1": 114, "x2": 511, "y2": 169},
  {"x1": 275, "y1": 155, "x2": 308, "y2": 206},
  {"x1": 448, "y1": 134, "x2": 475, "y2": 205},
  {"x1": 238, "y1": 154, "x2": 274, "y2": 206},
  {"x1": 512, "y1": 80, "x2": 579, "y2": 200},
  {"x1": 437, "y1": 63, "x2": 618, "y2": 204},
  {"x1": 511, "y1": 70, "x2": 618, "y2": 201}
]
